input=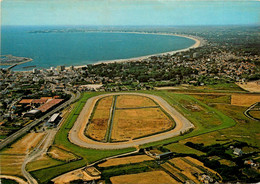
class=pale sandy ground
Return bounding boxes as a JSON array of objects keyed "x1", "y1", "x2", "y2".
[
  {"x1": 98, "y1": 155, "x2": 153, "y2": 167},
  {"x1": 0, "y1": 175, "x2": 27, "y2": 184},
  {"x1": 110, "y1": 171, "x2": 179, "y2": 184},
  {"x1": 79, "y1": 84, "x2": 103, "y2": 90},
  {"x1": 236, "y1": 80, "x2": 260, "y2": 92},
  {"x1": 231, "y1": 94, "x2": 260, "y2": 107},
  {"x1": 154, "y1": 86, "x2": 188, "y2": 90},
  {"x1": 53, "y1": 168, "x2": 100, "y2": 184}
]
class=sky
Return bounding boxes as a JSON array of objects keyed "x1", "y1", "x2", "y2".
[{"x1": 1, "y1": 0, "x2": 260, "y2": 26}]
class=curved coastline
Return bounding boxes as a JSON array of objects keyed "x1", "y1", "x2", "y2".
[
  {"x1": 87, "y1": 32, "x2": 203, "y2": 66},
  {"x1": 13, "y1": 32, "x2": 204, "y2": 71},
  {"x1": 68, "y1": 32, "x2": 203, "y2": 70}
]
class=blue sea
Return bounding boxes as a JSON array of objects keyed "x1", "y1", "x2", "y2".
[{"x1": 1, "y1": 26, "x2": 195, "y2": 70}]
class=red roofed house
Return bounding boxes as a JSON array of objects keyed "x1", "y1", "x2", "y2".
[
  {"x1": 37, "y1": 99, "x2": 63, "y2": 113},
  {"x1": 19, "y1": 99, "x2": 33, "y2": 104}
]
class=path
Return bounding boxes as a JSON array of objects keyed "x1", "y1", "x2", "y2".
[{"x1": 69, "y1": 93, "x2": 194, "y2": 149}]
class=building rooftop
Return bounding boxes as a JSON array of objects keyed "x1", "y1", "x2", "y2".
[
  {"x1": 27, "y1": 109, "x2": 41, "y2": 114},
  {"x1": 19, "y1": 99, "x2": 33, "y2": 104},
  {"x1": 48, "y1": 113, "x2": 60, "y2": 123},
  {"x1": 32, "y1": 99, "x2": 47, "y2": 104},
  {"x1": 37, "y1": 99, "x2": 63, "y2": 112}
]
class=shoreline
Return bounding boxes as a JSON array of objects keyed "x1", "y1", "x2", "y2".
[
  {"x1": 74, "y1": 32, "x2": 203, "y2": 69},
  {"x1": 0, "y1": 58, "x2": 33, "y2": 66},
  {"x1": 7, "y1": 32, "x2": 204, "y2": 72}
]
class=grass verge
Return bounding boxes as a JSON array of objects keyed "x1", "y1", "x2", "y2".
[{"x1": 30, "y1": 92, "x2": 135, "y2": 183}]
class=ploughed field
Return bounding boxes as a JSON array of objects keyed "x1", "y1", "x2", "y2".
[
  {"x1": 86, "y1": 96, "x2": 113, "y2": 141},
  {"x1": 86, "y1": 94, "x2": 175, "y2": 142},
  {"x1": 0, "y1": 132, "x2": 45, "y2": 177}
]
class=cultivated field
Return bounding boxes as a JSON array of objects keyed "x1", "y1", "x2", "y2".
[
  {"x1": 116, "y1": 95, "x2": 157, "y2": 108},
  {"x1": 236, "y1": 81, "x2": 260, "y2": 92},
  {"x1": 231, "y1": 94, "x2": 260, "y2": 107},
  {"x1": 0, "y1": 132, "x2": 45, "y2": 176},
  {"x1": 85, "y1": 94, "x2": 175, "y2": 143},
  {"x1": 86, "y1": 96, "x2": 113, "y2": 141},
  {"x1": 48, "y1": 146, "x2": 80, "y2": 162},
  {"x1": 98, "y1": 155, "x2": 153, "y2": 167},
  {"x1": 162, "y1": 156, "x2": 219, "y2": 183},
  {"x1": 26, "y1": 154, "x2": 63, "y2": 172},
  {"x1": 249, "y1": 111, "x2": 260, "y2": 119},
  {"x1": 110, "y1": 171, "x2": 178, "y2": 184},
  {"x1": 111, "y1": 107, "x2": 174, "y2": 142}
]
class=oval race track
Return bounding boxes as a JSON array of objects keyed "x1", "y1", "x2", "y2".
[{"x1": 69, "y1": 93, "x2": 194, "y2": 149}]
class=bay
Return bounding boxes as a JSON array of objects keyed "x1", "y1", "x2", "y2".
[{"x1": 1, "y1": 26, "x2": 195, "y2": 70}]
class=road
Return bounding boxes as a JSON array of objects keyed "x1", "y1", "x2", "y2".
[
  {"x1": 0, "y1": 90, "x2": 80, "y2": 150},
  {"x1": 20, "y1": 100, "x2": 76, "y2": 184},
  {"x1": 244, "y1": 102, "x2": 260, "y2": 121},
  {"x1": 69, "y1": 92, "x2": 194, "y2": 149},
  {"x1": 21, "y1": 129, "x2": 58, "y2": 184}
]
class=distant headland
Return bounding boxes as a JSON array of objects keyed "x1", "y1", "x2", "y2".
[{"x1": 0, "y1": 55, "x2": 33, "y2": 66}]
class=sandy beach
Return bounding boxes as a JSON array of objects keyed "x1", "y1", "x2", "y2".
[
  {"x1": 72, "y1": 32, "x2": 204, "y2": 69},
  {"x1": 12, "y1": 32, "x2": 204, "y2": 72}
]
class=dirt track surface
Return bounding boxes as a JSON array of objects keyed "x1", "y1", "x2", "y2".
[{"x1": 69, "y1": 93, "x2": 194, "y2": 149}]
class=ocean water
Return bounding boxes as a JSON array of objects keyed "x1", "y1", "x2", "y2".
[{"x1": 1, "y1": 26, "x2": 195, "y2": 70}]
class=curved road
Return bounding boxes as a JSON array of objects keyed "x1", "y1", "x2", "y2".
[
  {"x1": 0, "y1": 90, "x2": 80, "y2": 150},
  {"x1": 69, "y1": 93, "x2": 194, "y2": 149}
]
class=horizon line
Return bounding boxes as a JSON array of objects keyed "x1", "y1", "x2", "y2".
[{"x1": 2, "y1": 24, "x2": 260, "y2": 27}]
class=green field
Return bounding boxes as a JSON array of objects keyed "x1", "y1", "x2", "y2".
[
  {"x1": 165, "y1": 143, "x2": 206, "y2": 156},
  {"x1": 29, "y1": 89, "x2": 258, "y2": 183},
  {"x1": 30, "y1": 92, "x2": 135, "y2": 184},
  {"x1": 135, "y1": 91, "x2": 236, "y2": 148}
]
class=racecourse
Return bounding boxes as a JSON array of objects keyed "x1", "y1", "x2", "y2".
[{"x1": 69, "y1": 93, "x2": 194, "y2": 149}]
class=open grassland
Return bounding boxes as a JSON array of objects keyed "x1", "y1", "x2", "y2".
[
  {"x1": 0, "y1": 132, "x2": 45, "y2": 177},
  {"x1": 231, "y1": 94, "x2": 260, "y2": 106},
  {"x1": 26, "y1": 154, "x2": 64, "y2": 172},
  {"x1": 165, "y1": 143, "x2": 206, "y2": 156},
  {"x1": 98, "y1": 155, "x2": 153, "y2": 167},
  {"x1": 189, "y1": 83, "x2": 245, "y2": 92},
  {"x1": 190, "y1": 94, "x2": 231, "y2": 105},
  {"x1": 180, "y1": 131, "x2": 230, "y2": 146},
  {"x1": 248, "y1": 111, "x2": 260, "y2": 120},
  {"x1": 116, "y1": 95, "x2": 156, "y2": 108},
  {"x1": 86, "y1": 96, "x2": 113, "y2": 141},
  {"x1": 48, "y1": 146, "x2": 80, "y2": 162},
  {"x1": 129, "y1": 90, "x2": 236, "y2": 148},
  {"x1": 211, "y1": 104, "x2": 260, "y2": 147},
  {"x1": 29, "y1": 90, "x2": 250, "y2": 183},
  {"x1": 30, "y1": 92, "x2": 135, "y2": 184},
  {"x1": 111, "y1": 107, "x2": 174, "y2": 142},
  {"x1": 176, "y1": 94, "x2": 260, "y2": 148},
  {"x1": 0, "y1": 154, "x2": 25, "y2": 177},
  {"x1": 110, "y1": 171, "x2": 178, "y2": 184}
]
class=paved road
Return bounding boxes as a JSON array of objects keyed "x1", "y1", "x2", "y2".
[
  {"x1": 0, "y1": 90, "x2": 80, "y2": 150},
  {"x1": 22, "y1": 129, "x2": 57, "y2": 184},
  {"x1": 21, "y1": 106, "x2": 72, "y2": 184},
  {"x1": 69, "y1": 92, "x2": 194, "y2": 149}
]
